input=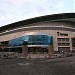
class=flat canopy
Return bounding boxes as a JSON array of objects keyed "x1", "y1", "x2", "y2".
[{"x1": 0, "y1": 13, "x2": 75, "y2": 32}]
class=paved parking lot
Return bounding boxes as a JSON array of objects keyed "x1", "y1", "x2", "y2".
[{"x1": 0, "y1": 56, "x2": 75, "y2": 75}]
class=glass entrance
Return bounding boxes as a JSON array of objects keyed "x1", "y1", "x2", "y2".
[{"x1": 28, "y1": 47, "x2": 48, "y2": 54}]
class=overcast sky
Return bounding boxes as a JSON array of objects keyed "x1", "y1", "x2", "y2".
[{"x1": 0, "y1": 0, "x2": 74, "y2": 27}]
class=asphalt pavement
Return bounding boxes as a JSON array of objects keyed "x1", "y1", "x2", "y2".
[{"x1": 0, "y1": 56, "x2": 75, "y2": 75}]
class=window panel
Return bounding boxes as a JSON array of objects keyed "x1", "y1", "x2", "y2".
[{"x1": 8, "y1": 35, "x2": 53, "y2": 46}]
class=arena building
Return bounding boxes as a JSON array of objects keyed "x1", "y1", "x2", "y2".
[{"x1": 0, "y1": 13, "x2": 75, "y2": 58}]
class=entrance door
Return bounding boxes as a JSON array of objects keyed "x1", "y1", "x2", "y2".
[{"x1": 28, "y1": 47, "x2": 48, "y2": 54}]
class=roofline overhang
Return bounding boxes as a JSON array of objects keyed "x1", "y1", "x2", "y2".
[{"x1": 0, "y1": 13, "x2": 75, "y2": 32}]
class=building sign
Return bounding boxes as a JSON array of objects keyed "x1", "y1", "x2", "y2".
[{"x1": 57, "y1": 32, "x2": 68, "y2": 36}]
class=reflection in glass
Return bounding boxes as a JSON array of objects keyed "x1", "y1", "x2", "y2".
[{"x1": 8, "y1": 34, "x2": 52, "y2": 46}]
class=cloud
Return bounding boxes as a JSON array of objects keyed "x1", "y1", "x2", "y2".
[
  {"x1": 10, "y1": 0, "x2": 59, "y2": 8},
  {"x1": 32, "y1": 0, "x2": 65, "y2": 15},
  {"x1": 0, "y1": 16, "x2": 6, "y2": 21},
  {"x1": 10, "y1": 0, "x2": 36, "y2": 6}
]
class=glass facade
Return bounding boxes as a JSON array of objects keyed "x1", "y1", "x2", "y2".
[{"x1": 8, "y1": 34, "x2": 52, "y2": 46}]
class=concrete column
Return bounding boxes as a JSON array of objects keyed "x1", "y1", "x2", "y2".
[
  {"x1": 48, "y1": 45, "x2": 54, "y2": 57},
  {"x1": 22, "y1": 45, "x2": 28, "y2": 57}
]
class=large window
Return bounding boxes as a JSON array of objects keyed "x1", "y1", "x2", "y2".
[
  {"x1": 58, "y1": 47, "x2": 70, "y2": 52},
  {"x1": 72, "y1": 38, "x2": 75, "y2": 47},
  {"x1": 28, "y1": 35, "x2": 52, "y2": 45},
  {"x1": 58, "y1": 43, "x2": 70, "y2": 46},
  {"x1": 8, "y1": 35, "x2": 52, "y2": 46},
  {"x1": 57, "y1": 38, "x2": 69, "y2": 42}
]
